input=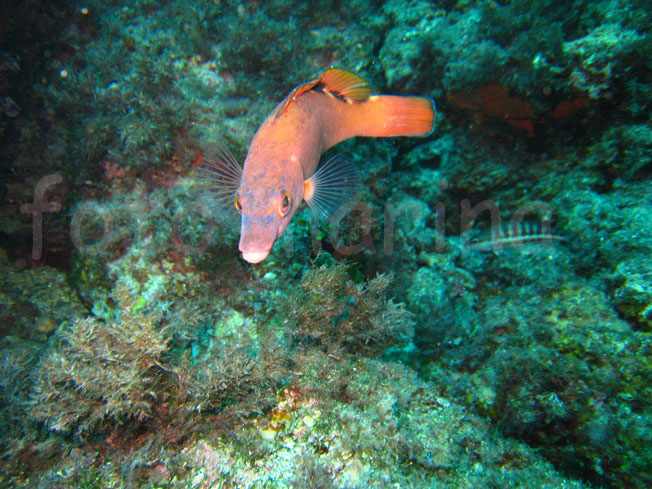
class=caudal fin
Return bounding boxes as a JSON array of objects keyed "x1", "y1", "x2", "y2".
[{"x1": 362, "y1": 95, "x2": 436, "y2": 137}]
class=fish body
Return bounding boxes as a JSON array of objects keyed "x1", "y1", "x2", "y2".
[{"x1": 210, "y1": 69, "x2": 436, "y2": 263}]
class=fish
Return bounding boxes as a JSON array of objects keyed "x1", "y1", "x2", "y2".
[
  {"x1": 467, "y1": 221, "x2": 565, "y2": 252},
  {"x1": 201, "y1": 68, "x2": 436, "y2": 263}
]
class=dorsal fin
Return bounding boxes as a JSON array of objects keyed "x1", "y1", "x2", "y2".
[
  {"x1": 277, "y1": 68, "x2": 371, "y2": 117},
  {"x1": 319, "y1": 68, "x2": 371, "y2": 103},
  {"x1": 276, "y1": 79, "x2": 320, "y2": 117}
]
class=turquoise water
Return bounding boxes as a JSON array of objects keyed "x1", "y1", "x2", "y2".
[{"x1": 0, "y1": 1, "x2": 650, "y2": 488}]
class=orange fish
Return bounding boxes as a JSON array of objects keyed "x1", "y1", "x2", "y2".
[{"x1": 202, "y1": 68, "x2": 436, "y2": 263}]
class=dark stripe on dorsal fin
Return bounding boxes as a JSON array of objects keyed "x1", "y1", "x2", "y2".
[
  {"x1": 276, "y1": 79, "x2": 320, "y2": 117},
  {"x1": 276, "y1": 68, "x2": 371, "y2": 118},
  {"x1": 318, "y1": 68, "x2": 371, "y2": 103}
]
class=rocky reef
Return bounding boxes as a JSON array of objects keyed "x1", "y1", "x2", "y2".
[{"x1": 0, "y1": 1, "x2": 650, "y2": 488}]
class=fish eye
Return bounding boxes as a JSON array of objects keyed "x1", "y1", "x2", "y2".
[
  {"x1": 278, "y1": 190, "x2": 291, "y2": 216},
  {"x1": 234, "y1": 194, "x2": 242, "y2": 212}
]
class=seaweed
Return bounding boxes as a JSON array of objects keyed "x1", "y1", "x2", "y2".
[
  {"x1": 29, "y1": 282, "x2": 170, "y2": 435},
  {"x1": 283, "y1": 260, "x2": 414, "y2": 356}
]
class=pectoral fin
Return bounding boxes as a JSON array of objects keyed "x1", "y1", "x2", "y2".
[
  {"x1": 304, "y1": 153, "x2": 360, "y2": 219},
  {"x1": 194, "y1": 144, "x2": 243, "y2": 209}
]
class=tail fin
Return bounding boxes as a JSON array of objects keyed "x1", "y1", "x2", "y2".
[{"x1": 362, "y1": 95, "x2": 436, "y2": 137}]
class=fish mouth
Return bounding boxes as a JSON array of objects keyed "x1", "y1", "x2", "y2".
[{"x1": 241, "y1": 250, "x2": 270, "y2": 263}]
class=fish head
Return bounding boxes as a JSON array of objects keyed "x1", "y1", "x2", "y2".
[{"x1": 236, "y1": 163, "x2": 304, "y2": 263}]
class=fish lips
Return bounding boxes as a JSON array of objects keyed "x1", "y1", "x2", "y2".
[
  {"x1": 241, "y1": 250, "x2": 270, "y2": 263},
  {"x1": 239, "y1": 214, "x2": 277, "y2": 263}
]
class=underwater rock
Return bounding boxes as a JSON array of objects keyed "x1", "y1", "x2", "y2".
[
  {"x1": 613, "y1": 258, "x2": 652, "y2": 330},
  {"x1": 0, "y1": 254, "x2": 85, "y2": 341}
]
